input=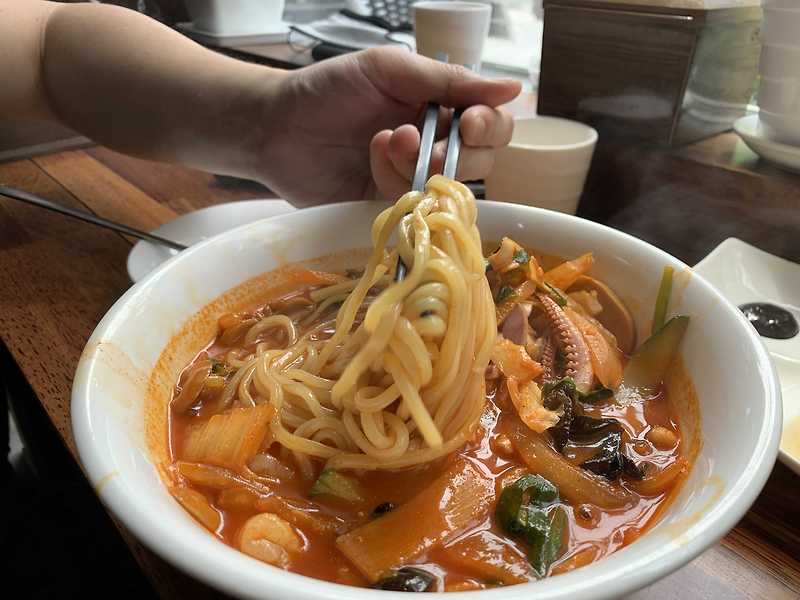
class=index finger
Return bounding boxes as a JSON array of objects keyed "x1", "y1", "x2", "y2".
[{"x1": 360, "y1": 46, "x2": 522, "y2": 108}]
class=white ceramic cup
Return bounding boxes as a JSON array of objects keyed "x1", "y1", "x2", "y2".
[
  {"x1": 758, "y1": 43, "x2": 800, "y2": 146},
  {"x1": 759, "y1": 76, "x2": 800, "y2": 116},
  {"x1": 759, "y1": 44, "x2": 800, "y2": 80},
  {"x1": 763, "y1": 8, "x2": 800, "y2": 47},
  {"x1": 184, "y1": 0, "x2": 285, "y2": 34},
  {"x1": 484, "y1": 116, "x2": 598, "y2": 214},
  {"x1": 763, "y1": 0, "x2": 800, "y2": 9},
  {"x1": 413, "y1": 1, "x2": 491, "y2": 67}
]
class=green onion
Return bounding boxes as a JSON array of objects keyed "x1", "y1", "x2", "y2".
[
  {"x1": 532, "y1": 507, "x2": 567, "y2": 578},
  {"x1": 496, "y1": 475, "x2": 566, "y2": 578},
  {"x1": 496, "y1": 475, "x2": 558, "y2": 534},
  {"x1": 513, "y1": 249, "x2": 530, "y2": 265},
  {"x1": 497, "y1": 285, "x2": 515, "y2": 303},
  {"x1": 651, "y1": 266, "x2": 674, "y2": 334},
  {"x1": 210, "y1": 358, "x2": 231, "y2": 377},
  {"x1": 544, "y1": 283, "x2": 567, "y2": 307}
]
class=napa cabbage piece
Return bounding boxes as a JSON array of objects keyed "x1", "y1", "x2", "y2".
[
  {"x1": 488, "y1": 237, "x2": 527, "y2": 273},
  {"x1": 543, "y1": 252, "x2": 594, "y2": 291},
  {"x1": 335, "y1": 460, "x2": 494, "y2": 582},
  {"x1": 570, "y1": 275, "x2": 636, "y2": 354},
  {"x1": 495, "y1": 280, "x2": 537, "y2": 324},
  {"x1": 177, "y1": 461, "x2": 245, "y2": 489},
  {"x1": 181, "y1": 404, "x2": 274, "y2": 470},
  {"x1": 507, "y1": 377, "x2": 561, "y2": 433},
  {"x1": 492, "y1": 337, "x2": 543, "y2": 381},
  {"x1": 170, "y1": 486, "x2": 220, "y2": 532}
]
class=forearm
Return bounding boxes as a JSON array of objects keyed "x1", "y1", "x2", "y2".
[{"x1": 2, "y1": 1, "x2": 284, "y2": 181}]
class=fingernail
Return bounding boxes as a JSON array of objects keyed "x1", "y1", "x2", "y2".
[{"x1": 474, "y1": 116, "x2": 487, "y2": 141}]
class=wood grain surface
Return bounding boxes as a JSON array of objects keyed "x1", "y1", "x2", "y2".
[{"x1": 1, "y1": 141, "x2": 799, "y2": 598}]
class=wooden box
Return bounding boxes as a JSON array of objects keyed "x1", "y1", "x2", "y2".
[{"x1": 537, "y1": 0, "x2": 762, "y2": 145}]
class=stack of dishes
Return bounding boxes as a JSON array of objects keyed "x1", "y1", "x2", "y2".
[
  {"x1": 758, "y1": 0, "x2": 800, "y2": 145},
  {"x1": 734, "y1": 0, "x2": 800, "y2": 171}
]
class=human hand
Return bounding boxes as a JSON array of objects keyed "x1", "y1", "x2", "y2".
[{"x1": 260, "y1": 47, "x2": 521, "y2": 204}]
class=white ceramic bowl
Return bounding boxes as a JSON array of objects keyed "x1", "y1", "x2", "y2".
[
  {"x1": 127, "y1": 199, "x2": 295, "y2": 283},
  {"x1": 72, "y1": 201, "x2": 781, "y2": 600}
]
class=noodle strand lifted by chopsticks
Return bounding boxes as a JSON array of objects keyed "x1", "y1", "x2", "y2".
[{"x1": 219, "y1": 176, "x2": 496, "y2": 475}]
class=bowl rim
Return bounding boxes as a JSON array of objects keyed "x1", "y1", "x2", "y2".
[{"x1": 71, "y1": 200, "x2": 782, "y2": 600}]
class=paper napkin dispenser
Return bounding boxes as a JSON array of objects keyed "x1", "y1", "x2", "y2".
[{"x1": 537, "y1": 0, "x2": 762, "y2": 145}]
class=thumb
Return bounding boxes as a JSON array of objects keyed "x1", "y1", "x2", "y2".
[{"x1": 359, "y1": 46, "x2": 522, "y2": 108}]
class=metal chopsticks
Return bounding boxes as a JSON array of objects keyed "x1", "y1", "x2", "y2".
[
  {"x1": 396, "y1": 55, "x2": 476, "y2": 281},
  {"x1": 0, "y1": 184, "x2": 187, "y2": 251}
]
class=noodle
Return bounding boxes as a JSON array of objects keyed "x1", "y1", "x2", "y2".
[{"x1": 215, "y1": 176, "x2": 495, "y2": 471}]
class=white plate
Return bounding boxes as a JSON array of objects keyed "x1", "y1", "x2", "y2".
[
  {"x1": 127, "y1": 199, "x2": 295, "y2": 283},
  {"x1": 695, "y1": 237, "x2": 800, "y2": 475},
  {"x1": 734, "y1": 114, "x2": 800, "y2": 173}
]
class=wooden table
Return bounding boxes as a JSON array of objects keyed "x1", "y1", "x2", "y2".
[{"x1": 1, "y1": 134, "x2": 800, "y2": 596}]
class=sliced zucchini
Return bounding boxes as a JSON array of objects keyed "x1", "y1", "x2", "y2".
[
  {"x1": 310, "y1": 469, "x2": 364, "y2": 504},
  {"x1": 621, "y1": 316, "x2": 689, "y2": 395}
]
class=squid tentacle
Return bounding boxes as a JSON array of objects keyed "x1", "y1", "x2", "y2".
[
  {"x1": 539, "y1": 333, "x2": 556, "y2": 383},
  {"x1": 538, "y1": 294, "x2": 593, "y2": 393}
]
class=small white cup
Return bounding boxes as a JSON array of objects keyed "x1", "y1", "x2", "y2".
[
  {"x1": 485, "y1": 117, "x2": 598, "y2": 215},
  {"x1": 413, "y1": 1, "x2": 491, "y2": 67},
  {"x1": 759, "y1": 44, "x2": 800, "y2": 80},
  {"x1": 757, "y1": 42, "x2": 800, "y2": 146},
  {"x1": 763, "y1": 8, "x2": 800, "y2": 47},
  {"x1": 763, "y1": 0, "x2": 800, "y2": 9},
  {"x1": 759, "y1": 76, "x2": 800, "y2": 116}
]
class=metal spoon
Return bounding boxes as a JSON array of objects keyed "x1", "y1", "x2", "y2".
[{"x1": 0, "y1": 185, "x2": 187, "y2": 251}]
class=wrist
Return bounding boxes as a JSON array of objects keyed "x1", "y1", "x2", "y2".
[{"x1": 235, "y1": 64, "x2": 291, "y2": 186}]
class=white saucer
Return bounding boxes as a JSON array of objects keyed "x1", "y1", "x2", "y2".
[
  {"x1": 734, "y1": 114, "x2": 800, "y2": 174},
  {"x1": 695, "y1": 237, "x2": 800, "y2": 475},
  {"x1": 127, "y1": 199, "x2": 295, "y2": 283}
]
